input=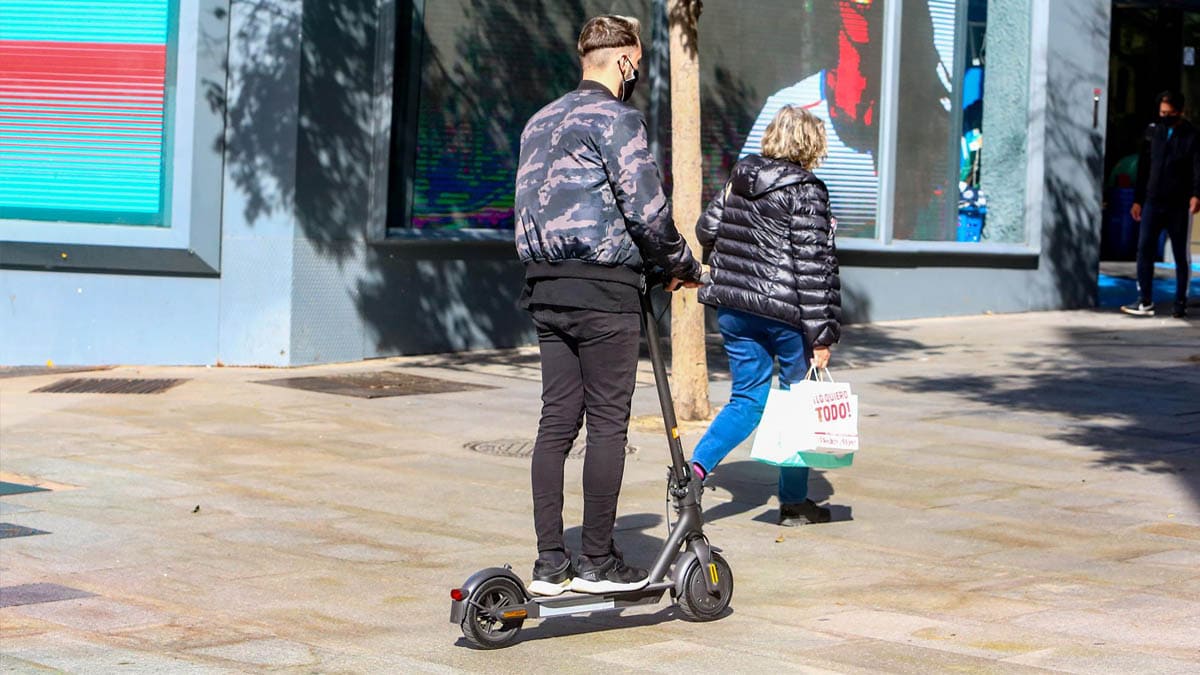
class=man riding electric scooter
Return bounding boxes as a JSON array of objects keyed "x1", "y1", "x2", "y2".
[{"x1": 513, "y1": 14, "x2": 702, "y2": 597}]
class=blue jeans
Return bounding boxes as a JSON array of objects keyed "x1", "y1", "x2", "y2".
[{"x1": 691, "y1": 308, "x2": 812, "y2": 504}]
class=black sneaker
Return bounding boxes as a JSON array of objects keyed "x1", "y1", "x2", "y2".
[
  {"x1": 528, "y1": 555, "x2": 573, "y2": 596},
  {"x1": 1120, "y1": 301, "x2": 1155, "y2": 317},
  {"x1": 569, "y1": 554, "x2": 648, "y2": 593},
  {"x1": 1173, "y1": 302, "x2": 1187, "y2": 319},
  {"x1": 779, "y1": 499, "x2": 832, "y2": 527}
]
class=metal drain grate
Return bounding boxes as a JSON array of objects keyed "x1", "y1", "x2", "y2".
[
  {"x1": 465, "y1": 439, "x2": 637, "y2": 459},
  {"x1": 0, "y1": 523, "x2": 49, "y2": 539},
  {"x1": 0, "y1": 583, "x2": 95, "y2": 608},
  {"x1": 32, "y1": 378, "x2": 187, "y2": 394},
  {"x1": 259, "y1": 371, "x2": 494, "y2": 399}
]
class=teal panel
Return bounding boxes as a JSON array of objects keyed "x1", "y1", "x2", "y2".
[{"x1": 0, "y1": 0, "x2": 169, "y2": 44}]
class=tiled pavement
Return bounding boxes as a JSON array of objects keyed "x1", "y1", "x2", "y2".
[{"x1": 1, "y1": 307, "x2": 1198, "y2": 672}]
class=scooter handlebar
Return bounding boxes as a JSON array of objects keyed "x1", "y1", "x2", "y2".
[{"x1": 643, "y1": 269, "x2": 711, "y2": 291}]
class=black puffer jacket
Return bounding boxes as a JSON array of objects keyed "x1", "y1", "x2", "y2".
[{"x1": 696, "y1": 154, "x2": 841, "y2": 347}]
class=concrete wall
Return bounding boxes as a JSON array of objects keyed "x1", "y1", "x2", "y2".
[
  {"x1": 285, "y1": 0, "x2": 531, "y2": 364},
  {"x1": 0, "y1": 270, "x2": 220, "y2": 365}
]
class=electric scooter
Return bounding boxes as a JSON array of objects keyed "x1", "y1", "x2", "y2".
[{"x1": 449, "y1": 280, "x2": 733, "y2": 649}]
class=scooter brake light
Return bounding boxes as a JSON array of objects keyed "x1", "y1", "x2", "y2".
[{"x1": 450, "y1": 588, "x2": 466, "y2": 601}]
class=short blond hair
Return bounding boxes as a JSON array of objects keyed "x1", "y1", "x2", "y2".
[
  {"x1": 577, "y1": 15, "x2": 641, "y2": 67},
  {"x1": 761, "y1": 105, "x2": 828, "y2": 169}
]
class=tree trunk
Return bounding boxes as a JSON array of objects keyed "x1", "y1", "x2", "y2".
[{"x1": 667, "y1": 0, "x2": 710, "y2": 421}]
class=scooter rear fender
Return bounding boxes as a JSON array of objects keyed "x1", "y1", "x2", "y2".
[{"x1": 449, "y1": 566, "x2": 529, "y2": 624}]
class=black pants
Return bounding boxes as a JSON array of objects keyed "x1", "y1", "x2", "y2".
[
  {"x1": 1136, "y1": 201, "x2": 1192, "y2": 304},
  {"x1": 529, "y1": 306, "x2": 641, "y2": 560}
]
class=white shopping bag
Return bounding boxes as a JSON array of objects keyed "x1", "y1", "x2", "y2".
[{"x1": 750, "y1": 368, "x2": 858, "y2": 469}]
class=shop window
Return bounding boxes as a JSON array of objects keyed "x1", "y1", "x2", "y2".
[
  {"x1": 388, "y1": 0, "x2": 656, "y2": 235},
  {"x1": 2, "y1": 1, "x2": 227, "y2": 276},
  {"x1": 384, "y1": 0, "x2": 1010, "y2": 251},
  {"x1": 700, "y1": 0, "x2": 886, "y2": 240},
  {"x1": 0, "y1": 0, "x2": 172, "y2": 226},
  {"x1": 893, "y1": 0, "x2": 988, "y2": 243}
]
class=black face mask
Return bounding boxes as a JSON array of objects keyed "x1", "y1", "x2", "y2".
[
  {"x1": 619, "y1": 56, "x2": 639, "y2": 102},
  {"x1": 1160, "y1": 113, "x2": 1181, "y2": 127}
]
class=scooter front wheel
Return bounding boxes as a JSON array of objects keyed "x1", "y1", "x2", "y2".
[
  {"x1": 460, "y1": 576, "x2": 525, "y2": 649},
  {"x1": 677, "y1": 552, "x2": 733, "y2": 621}
]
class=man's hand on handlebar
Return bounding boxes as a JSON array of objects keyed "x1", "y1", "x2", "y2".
[{"x1": 665, "y1": 278, "x2": 703, "y2": 292}]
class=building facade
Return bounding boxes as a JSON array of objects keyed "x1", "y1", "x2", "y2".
[{"x1": 1, "y1": 0, "x2": 1114, "y2": 365}]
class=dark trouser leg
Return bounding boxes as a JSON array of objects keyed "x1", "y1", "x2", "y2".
[
  {"x1": 576, "y1": 311, "x2": 641, "y2": 559},
  {"x1": 1135, "y1": 204, "x2": 1163, "y2": 304},
  {"x1": 1163, "y1": 208, "x2": 1191, "y2": 303},
  {"x1": 530, "y1": 310, "x2": 586, "y2": 559}
]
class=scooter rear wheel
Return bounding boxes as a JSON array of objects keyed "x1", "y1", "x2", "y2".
[
  {"x1": 460, "y1": 576, "x2": 525, "y2": 649},
  {"x1": 677, "y1": 552, "x2": 733, "y2": 621}
]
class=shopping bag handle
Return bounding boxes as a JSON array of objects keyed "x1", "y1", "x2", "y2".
[{"x1": 803, "y1": 366, "x2": 836, "y2": 382}]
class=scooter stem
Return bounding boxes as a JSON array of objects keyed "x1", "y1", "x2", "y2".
[{"x1": 638, "y1": 287, "x2": 691, "y2": 489}]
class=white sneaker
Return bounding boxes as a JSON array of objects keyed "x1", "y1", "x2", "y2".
[
  {"x1": 528, "y1": 556, "x2": 573, "y2": 596},
  {"x1": 1120, "y1": 302, "x2": 1154, "y2": 317},
  {"x1": 528, "y1": 579, "x2": 570, "y2": 596},
  {"x1": 568, "y1": 555, "x2": 648, "y2": 594}
]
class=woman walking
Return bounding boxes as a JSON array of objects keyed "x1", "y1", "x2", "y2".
[{"x1": 691, "y1": 104, "x2": 842, "y2": 526}]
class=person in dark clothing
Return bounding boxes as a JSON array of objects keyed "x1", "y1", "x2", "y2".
[
  {"x1": 513, "y1": 15, "x2": 702, "y2": 596},
  {"x1": 690, "y1": 104, "x2": 842, "y2": 527},
  {"x1": 1123, "y1": 90, "x2": 1199, "y2": 319}
]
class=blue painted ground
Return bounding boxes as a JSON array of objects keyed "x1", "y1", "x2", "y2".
[{"x1": 1097, "y1": 262, "x2": 1200, "y2": 308}]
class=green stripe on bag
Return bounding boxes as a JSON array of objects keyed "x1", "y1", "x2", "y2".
[{"x1": 770, "y1": 451, "x2": 855, "y2": 469}]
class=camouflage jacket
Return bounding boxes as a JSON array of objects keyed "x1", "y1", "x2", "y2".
[{"x1": 514, "y1": 81, "x2": 700, "y2": 287}]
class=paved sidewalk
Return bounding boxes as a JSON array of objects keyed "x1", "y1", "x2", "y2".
[{"x1": 1, "y1": 308, "x2": 1198, "y2": 673}]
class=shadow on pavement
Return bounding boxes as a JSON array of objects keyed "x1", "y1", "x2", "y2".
[
  {"x1": 702, "y1": 460, "x2": 853, "y2": 525},
  {"x1": 836, "y1": 324, "x2": 945, "y2": 369},
  {"x1": 880, "y1": 321, "x2": 1200, "y2": 507},
  {"x1": 455, "y1": 605, "x2": 683, "y2": 648}
]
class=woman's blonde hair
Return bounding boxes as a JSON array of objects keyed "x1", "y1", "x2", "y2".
[{"x1": 760, "y1": 105, "x2": 828, "y2": 169}]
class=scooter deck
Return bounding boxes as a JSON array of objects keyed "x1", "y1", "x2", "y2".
[{"x1": 525, "y1": 581, "x2": 673, "y2": 619}]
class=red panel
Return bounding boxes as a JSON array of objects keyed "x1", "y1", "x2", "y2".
[
  {"x1": 0, "y1": 40, "x2": 166, "y2": 112},
  {"x1": 0, "y1": 41, "x2": 166, "y2": 75}
]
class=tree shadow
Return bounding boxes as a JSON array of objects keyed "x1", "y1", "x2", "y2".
[
  {"x1": 211, "y1": 0, "x2": 387, "y2": 264},
  {"x1": 355, "y1": 243, "x2": 533, "y2": 354},
  {"x1": 836, "y1": 322, "x2": 946, "y2": 369},
  {"x1": 216, "y1": 1, "x2": 305, "y2": 228},
  {"x1": 1041, "y1": 1, "x2": 1110, "y2": 309},
  {"x1": 878, "y1": 322, "x2": 1200, "y2": 506}
]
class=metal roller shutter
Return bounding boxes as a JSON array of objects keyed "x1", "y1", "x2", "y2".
[{"x1": 0, "y1": 0, "x2": 170, "y2": 225}]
